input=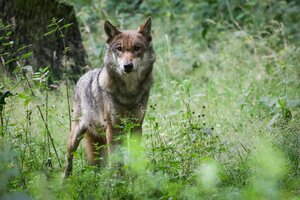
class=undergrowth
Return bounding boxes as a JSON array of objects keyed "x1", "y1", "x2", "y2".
[{"x1": 1, "y1": 0, "x2": 300, "y2": 199}]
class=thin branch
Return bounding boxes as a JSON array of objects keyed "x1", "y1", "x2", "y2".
[{"x1": 18, "y1": 61, "x2": 62, "y2": 167}]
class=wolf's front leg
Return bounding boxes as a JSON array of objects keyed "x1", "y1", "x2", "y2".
[
  {"x1": 64, "y1": 122, "x2": 86, "y2": 178},
  {"x1": 132, "y1": 125, "x2": 142, "y2": 135},
  {"x1": 106, "y1": 123, "x2": 125, "y2": 168},
  {"x1": 127, "y1": 125, "x2": 143, "y2": 153}
]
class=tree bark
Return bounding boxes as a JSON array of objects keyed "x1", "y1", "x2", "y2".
[{"x1": 0, "y1": 0, "x2": 86, "y2": 82}]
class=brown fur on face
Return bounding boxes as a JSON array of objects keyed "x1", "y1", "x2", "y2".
[
  {"x1": 111, "y1": 32, "x2": 148, "y2": 66},
  {"x1": 107, "y1": 31, "x2": 153, "y2": 74}
]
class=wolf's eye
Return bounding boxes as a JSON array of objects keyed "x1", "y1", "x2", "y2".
[
  {"x1": 116, "y1": 46, "x2": 123, "y2": 52},
  {"x1": 133, "y1": 45, "x2": 141, "y2": 51}
]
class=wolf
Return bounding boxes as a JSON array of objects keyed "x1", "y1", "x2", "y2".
[{"x1": 64, "y1": 17, "x2": 155, "y2": 177}]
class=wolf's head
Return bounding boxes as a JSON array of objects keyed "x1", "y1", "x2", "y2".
[{"x1": 103, "y1": 17, "x2": 155, "y2": 79}]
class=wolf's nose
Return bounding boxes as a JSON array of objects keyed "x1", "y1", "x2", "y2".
[{"x1": 124, "y1": 63, "x2": 133, "y2": 72}]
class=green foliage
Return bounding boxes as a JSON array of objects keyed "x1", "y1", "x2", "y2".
[{"x1": 1, "y1": 0, "x2": 300, "y2": 199}]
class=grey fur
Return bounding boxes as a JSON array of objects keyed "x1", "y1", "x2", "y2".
[{"x1": 64, "y1": 17, "x2": 155, "y2": 177}]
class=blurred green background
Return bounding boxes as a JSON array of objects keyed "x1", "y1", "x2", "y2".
[{"x1": 1, "y1": 0, "x2": 300, "y2": 199}]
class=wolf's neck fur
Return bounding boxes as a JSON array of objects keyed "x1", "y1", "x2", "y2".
[{"x1": 98, "y1": 65, "x2": 153, "y2": 107}]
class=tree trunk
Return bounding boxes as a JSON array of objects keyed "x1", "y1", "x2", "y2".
[{"x1": 0, "y1": 0, "x2": 86, "y2": 82}]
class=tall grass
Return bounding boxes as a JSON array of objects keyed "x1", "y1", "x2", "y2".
[{"x1": 1, "y1": 1, "x2": 300, "y2": 199}]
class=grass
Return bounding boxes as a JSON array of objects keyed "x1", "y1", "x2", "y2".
[{"x1": 1, "y1": 3, "x2": 300, "y2": 199}]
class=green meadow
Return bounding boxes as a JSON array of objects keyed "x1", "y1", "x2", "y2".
[{"x1": 1, "y1": 1, "x2": 299, "y2": 199}]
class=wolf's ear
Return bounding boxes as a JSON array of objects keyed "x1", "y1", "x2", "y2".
[
  {"x1": 104, "y1": 21, "x2": 121, "y2": 43},
  {"x1": 138, "y1": 17, "x2": 152, "y2": 41}
]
